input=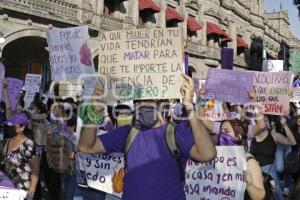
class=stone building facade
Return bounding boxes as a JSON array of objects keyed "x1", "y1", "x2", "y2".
[{"x1": 0, "y1": 0, "x2": 299, "y2": 83}]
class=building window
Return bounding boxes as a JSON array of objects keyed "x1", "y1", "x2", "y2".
[
  {"x1": 104, "y1": 0, "x2": 115, "y2": 16},
  {"x1": 187, "y1": 15, "x2": 201, "y2": 41},
  {"x1": 138, "y1": 0, "x2": 160, "y2": 28},
  {"x1": 165, "y1": 6, "x2": 184, "y2": 28}
]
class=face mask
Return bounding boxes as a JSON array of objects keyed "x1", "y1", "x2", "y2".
[
  {"x1": 6, "y1": 126, "x2": 18, "y2": 138},
  {"x1": 217, "y1": 132, "x2": 239, "y2": 146},
  {"x1": 136, "y1": 106, "x2": 159, "y2": 129},
  {"x1": 117, "y1": 116, "x2": 133, "y2": 128}
]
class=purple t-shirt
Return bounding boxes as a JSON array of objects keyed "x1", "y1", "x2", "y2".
[{"x1": 99, "y1": 124, "x2": 195, "y2": 200}]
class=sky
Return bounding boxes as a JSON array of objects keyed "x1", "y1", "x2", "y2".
[{"x1": 263, "y1": 0, "x2": 300, "y2": 39}]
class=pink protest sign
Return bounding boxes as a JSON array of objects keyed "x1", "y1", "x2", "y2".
[
  {"x1": 5, "y1": 78, "x2": 24, "y2": 111},
  {"x1": 253, "y1": 71, "x2": 293, "y2": 115}
]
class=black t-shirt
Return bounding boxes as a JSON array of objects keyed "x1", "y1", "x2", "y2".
[{"x1": 250, "y1": 132, "x2": 276, "y2": 166}]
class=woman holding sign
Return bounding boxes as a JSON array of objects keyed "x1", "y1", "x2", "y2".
[
  {"x1": 251, "y1": 106, "x2": 296, "y2": 200},
  {"x1": 198, "y1": 87, "x2": 266, "y2": 200},
  {"x1": 79, "y1": 74, "x2": 217, "y2": 200}
]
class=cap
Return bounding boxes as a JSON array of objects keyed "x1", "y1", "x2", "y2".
[{"x1": 5, "y1": 114, "x2": 29, "y2": 128}]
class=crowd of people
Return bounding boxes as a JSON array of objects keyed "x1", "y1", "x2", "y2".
[{"x1": 0, "y1": 74, "x2": 300, "y2": 200}]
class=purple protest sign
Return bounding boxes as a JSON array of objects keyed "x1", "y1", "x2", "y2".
[
  {"x1": 5, "y1": 78, "x2": 24, "y2": 111},
  {"x1": 0, "y1": 63, "x2": 5, "y2": 101},
  {"x1": 205, "y1": 68, "x2": 254, "y2": 104},
  {"x1": 185, "y1": 54, "x2": 189, "y2": 75},
  {"x1": 221, "y1": 48, "x2": 233, "y2": 70}
]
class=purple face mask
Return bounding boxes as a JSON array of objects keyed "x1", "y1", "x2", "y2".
[{"x1": 217, "y1": 132, "x2": 239, "y2": 146}]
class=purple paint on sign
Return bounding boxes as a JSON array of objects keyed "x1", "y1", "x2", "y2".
[{"x1": 205, "y1": 68, "x2": 254, "y2": 104}]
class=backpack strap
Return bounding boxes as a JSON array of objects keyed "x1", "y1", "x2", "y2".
[
  {"x1": 165, "y1": 122, "x2": 185, "y2": 183},
  {"x1": 125, "y1": 124, "x2": 141, "y2": 154}
]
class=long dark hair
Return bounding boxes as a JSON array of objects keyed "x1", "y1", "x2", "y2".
[{"x1": 221, "y1": 119, "x2": 248, "y2": 146}]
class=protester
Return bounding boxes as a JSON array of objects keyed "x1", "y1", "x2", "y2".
[
  {"x1": 79, "y1": 74, "x2": 217, "y2": 200},
  {"x1": 251, "y1": 107, "x2": 297, "y2": 200},
  {"x1": 0, "y1": 113, "x2": 39, "y2": 199},
  {"x1": 114, "y1": 104, "x2": 133, "y2": 128},
  {"x1": 198, "y1": 87, "x2": 265, "y2": 200}
]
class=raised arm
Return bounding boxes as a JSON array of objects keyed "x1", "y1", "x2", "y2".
[
  {"x1": 78, "y1": 84, "x2": 107, "y2": 154},
  {"x1": 181, "y1": 74, "x2": 216, "y2": 162},
  {"x1": 196, "y1": 82, "x2": 213, "y2": 131},
  {"x1": 245, "y1": 156, "x2": 265, "y2": 200},
  {"x1": 272, "y1": 117, "x2": 296, "y2": 145}
]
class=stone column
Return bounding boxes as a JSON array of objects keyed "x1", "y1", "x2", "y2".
[{"x1": 228, "y1": 21, "x2": 236, "y2": 56}]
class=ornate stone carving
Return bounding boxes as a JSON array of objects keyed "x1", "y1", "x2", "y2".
[
  {"x1": 81, "y1": 0, "x2": 94, "y2": 24},
  {"x1": 204, "y1": 8, "x2": 221, "y2": 20}
]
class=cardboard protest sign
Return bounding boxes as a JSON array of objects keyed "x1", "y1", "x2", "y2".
[
  {"x1": 253, "y1": 71, "x2": 293, "y2": 115},
  {"x1": 205, "y1": 68, "x2": 254, "y2": 104},
  {"x1": 204, "y1": 100, "x2": 229, "y2": 121},
  {"x1": 24, "y1": 74, "x2": 41, "y2": 110},
  {"x1": 0, "y1": 63, "x2": 5, "y2": 101},
  {"x1": 80, "y1": 153, "x2": 125, "y2": 198},
  {"x1": 263, "y1": 60, "x2": 283, "y2": 72},
  {"x1": 0, "y1": 187, "x2": 27, "y2": 200},
  {"x1": 45, "y1": 135, "x2": 74, "y2": 174},
  {"x1": 98, "y1": 28, "x2": 184, "y2": 100},
  {"x1": 185, "y1": 146, "x2": 247, "y2": 200},
  {"x1": 47, "y1": 26, "x2": 95, "y2": 81},
  {"x1": 4, "y1": 78, "x2": 24, "y2": 111},
  {"x1": 58, "y1": 80, "x2": 84, "y2": 100}
]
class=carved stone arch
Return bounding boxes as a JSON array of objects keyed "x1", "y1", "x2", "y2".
[
  {"x1": 1, "y1": 28, "x2": 47, "y2": 50},
  {"x1": 204, "y1": 8, "x2": 221, "y2": 21}
]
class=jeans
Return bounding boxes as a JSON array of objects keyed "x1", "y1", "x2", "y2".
[
  {"x1": 60, "y1": 173, "x2": 81, "y2": 200},
  {"x1": 275, "y1": 144, "x2": 292, "y2": 173},
  {"x1": 261, "y1": 163, "x2": 284, "y2": 200},
  {"x1": 79, "y1": 187, "x2": 106, "y2": 200},
  {"x1": 275, "y1": 144, "x2": 293, "y2": 190}
]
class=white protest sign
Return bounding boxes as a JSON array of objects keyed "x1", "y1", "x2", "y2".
[
  {"x1": 253, "y1": 71, "x2": 293, "y2": 115},
  {"x1": 98, "y1": 28, "x2": 184, "y2": 101},
  {"x1": 185, "y1": 146, "x2": 247, "y2": 200},
  {"x1": 0, "y1": 63, "x2": 5, "y2": 101},
  {"x1": 194, "y1": 79, "x2": 229, "y2": 121},
  {"x1": 58, "y1": 80, "x2": 84, "y2": 100},
  {"x1": 290, "y1": 87, "x2": 300, "y2": 102},
  {"x1": 262, "y1": 60, "x2": 283, "y2": 72},
  {"x1": 0, "y1": 187, "x2": 27, "y2": 200},
  {"x1": 47, "y1": 26, "x2": 95, "y2": 81},
  {"x1": 81, "y1": 153, "x2": 125, "y2": 198},
  {"x1": 24, "y1": 74, "x2": 41, "y2": 110}
]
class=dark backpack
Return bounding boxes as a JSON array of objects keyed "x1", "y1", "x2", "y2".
[
  {"x1": 124, "y1": 122, "x2": 185, "y2": 182},
  {"x1": 285, "y1": 151, "x2": 300, "y2": 174}
]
